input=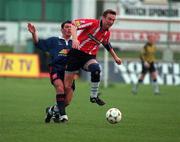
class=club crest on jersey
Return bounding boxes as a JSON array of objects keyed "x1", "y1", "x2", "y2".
[
  {"x1": 58, "y1": 49, "x2": 69, "y2": 56},
  {"x1": 75, "y1": 21, "x2": 81, "y2": 27}
]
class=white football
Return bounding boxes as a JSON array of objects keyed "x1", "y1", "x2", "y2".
[{"x1": 106, "y1": 108, "x2": 122, "y2": 124}]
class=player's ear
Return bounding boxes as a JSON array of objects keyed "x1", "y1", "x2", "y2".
[
  {"x1": 101, "y1": 15, "x2": 106, "y2": 22},
  {"x1": 61, "y1": 28, "x2": 63, "y2": 33}
]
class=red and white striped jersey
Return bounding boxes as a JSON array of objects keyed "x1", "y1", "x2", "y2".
[{"x1": 73, "y1": 19, "x2": 110, "y2": 55}]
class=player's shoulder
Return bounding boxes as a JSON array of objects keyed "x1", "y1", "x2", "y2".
[
  {"x1": 46, "y1": 37, "x2": 64, "y2": 45},
  {"x1": 47, "y1": 36, "x2": 59, "y2": 41},
  {"x1": 76, "y1": 18, "x2": 97, "y2": 22},
  {"x1": 89, "y1": 19, "x2": 99, "y2": 25},
  {"x1": 75, "y1": 18, "x2": 98, "y2": 25},
  {"x1": 144, "y1": 42, "x2": 151, "y2": 48}
]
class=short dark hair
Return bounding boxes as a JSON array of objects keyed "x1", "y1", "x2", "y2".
[
  {"x1": 102, "y1": 9, "x2": 116, "y2": 17},
  {"x1": 61, "y1": 20, "x2": 71, "y2": 29}
]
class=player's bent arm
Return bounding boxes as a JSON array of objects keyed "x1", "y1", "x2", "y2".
[
  {"x1": 103, "y1": 43, "x2": 112, "y2": 51},
  {"x1": 27, "y1": 23, "x2": 39, "y2": 44},
  {"x1": 103, "y1": 43, "x2": 122, "y2": 65},
  {"x1": 109, "y1": 48, "x2": 122, "y2": 65},
  {"x1": 71, "y1": 21, "x2": 78, "y2": 40},
  {"x1": 32, "y1": 32, "x2": 39, "y2": 44}
]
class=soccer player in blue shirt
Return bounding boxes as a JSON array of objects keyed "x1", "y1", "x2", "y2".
[{"x1": 27, "y1": 21, "x2": 74, "y2": 123}]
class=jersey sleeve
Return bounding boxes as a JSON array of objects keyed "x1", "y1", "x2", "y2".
[
  {"x1": 73, "y1": 19, "x2": 97, "y2": 30},
  {"x1": 35, "y1": 37, "x2": 54, "y2": 52}
]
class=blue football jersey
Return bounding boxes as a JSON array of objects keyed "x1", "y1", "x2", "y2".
[{"x1": 35, "y1": 36, "x2": 72, "y2": 68}]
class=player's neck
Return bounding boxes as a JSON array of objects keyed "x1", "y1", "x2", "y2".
[{"x1": 63, "y1": 35, "x2": 71, "y2": 41}]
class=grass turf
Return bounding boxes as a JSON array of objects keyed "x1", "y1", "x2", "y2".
[{"x1": 0, "y1": 78, "x2": 179, "y2": 142}]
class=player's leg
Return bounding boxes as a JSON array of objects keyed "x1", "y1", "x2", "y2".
[
  {"x1": 64, "y1": 49, "x2": 82, "y2": 106},
  {"x1": 65, "y1": 80, "x2": 75, "y2": 106},
  {"x1": 151, "y1": 72, "x2": 159, "y2": 94},
  {"x1": 84, "y1": 59, "x2": 105, "y2": 106},
  {"x1": 54, "y1": 79, "x2": 69, "y2": 122},
  {"x1": 65, "y1": 93, "x2": 73, "y2": 107},
  {"x1": 138, "y1": 73, "x2": 146, "y2": 83},
  {"x1": 132, "y1": 61, "x2": 147, "y2": 94},
  {"x1": 45, "y1": 68, "x2": 68, "y2": 123},
  {"x1": 52, "y1": 80, "x2": 75, "y2": 109},
  {"x1": 132, "y1": 73, "x2": 146, "y2": 94},
  {"x1": 54, "y1": 69, "x2": 76, "y2": 122},
  {"x1": 45, "y1": 78, "x2": 67, "y2": 123},
  {"x1": 150, "y1": 63, "x2": 159, "y2": 94},
  {"x1": 64, "y1": 73, "x2": 75, "y2": 105}
]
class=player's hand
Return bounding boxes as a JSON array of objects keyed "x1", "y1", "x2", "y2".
[
  {"x1": 72, "y1": 39, "x2": 80, "y2": 49},
  {"x1": 27, "y1": 23, "x2": 36, "y2": 34},
  {"x1": 144, "y1": 61, "x2": 150, "y2": 68},
  {"x1": 115, "y1": 57, "x2": 122, "y2": 65}
]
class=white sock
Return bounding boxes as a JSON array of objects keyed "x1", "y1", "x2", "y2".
[
  {"x1": 152, "y1": 81, "x2": 159, "y2": 93},
  {"x1": 90, "y1": 82, "x2": 100, "y2": 98}
]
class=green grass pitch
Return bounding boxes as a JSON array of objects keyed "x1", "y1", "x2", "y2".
[{"x1": 0, "y1": 78, "x2": 180, "y2": 142}]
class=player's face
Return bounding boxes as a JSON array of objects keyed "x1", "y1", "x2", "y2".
[
  {"x1": 61, "y1": 23, "x2": 72, "y2": 38},
  {"x1": 102, "y1": 13, "x2": 116, "y2": 30},
  {"x1": 147, "y1": 35, "x2": 155, "y2": 44}
]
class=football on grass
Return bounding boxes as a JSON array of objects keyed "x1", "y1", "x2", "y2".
[{"x1": 106, "y1": 108, "x2": 122, "y2": 124}]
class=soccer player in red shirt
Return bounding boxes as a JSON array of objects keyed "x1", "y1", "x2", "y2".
[{"x1": 64, "y1": 9, "x2": 122, "y2": 106}]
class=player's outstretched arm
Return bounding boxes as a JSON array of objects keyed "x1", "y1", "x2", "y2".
[{"x1": 27, "y1": 23, "x2": 39, "y2": 44}]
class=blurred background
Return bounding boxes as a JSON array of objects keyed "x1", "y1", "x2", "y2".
[{"x1": 0, "y1": 0, "x2": 180, "y2": 86}]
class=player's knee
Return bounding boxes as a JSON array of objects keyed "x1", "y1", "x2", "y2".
[
  {"x1": 88, "y1": 63, "x2": 101, "y2": 82},
  {"x1": 55, "y1": 85, "x2": 64, "y2": 94}
]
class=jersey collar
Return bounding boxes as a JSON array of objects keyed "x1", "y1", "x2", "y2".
[
  {"x1": 59, "y1": 36, "x2": 71, "y2": 41},
  {"x1": 100, "y1": 20, "x2": 109, "y2": 32},
  {"x1": 58, "y1": 36, "x2": 71, "y2": 45}
]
